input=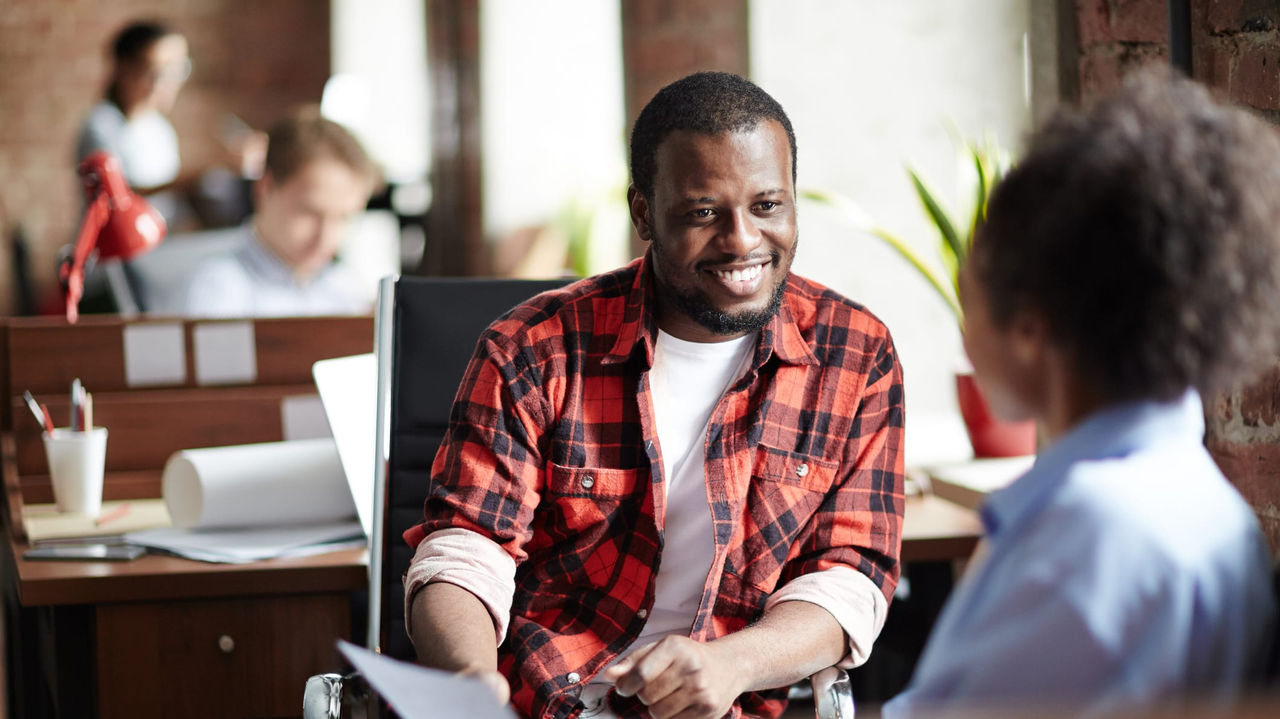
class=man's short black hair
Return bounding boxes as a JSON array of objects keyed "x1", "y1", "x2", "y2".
[
  {"x1": 629, "y1": 71, "x2": 797, "y2": 200},
  {"x1": 111, "y1": 20, "x2": 176, "y2": 63},
  {"x1": 974, "y1": 67, "x2": 1280, "y2": 402}
]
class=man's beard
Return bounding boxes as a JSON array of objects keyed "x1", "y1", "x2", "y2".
[{"x1": 652, "y1": 236, "x2": 792, "y2": 337}]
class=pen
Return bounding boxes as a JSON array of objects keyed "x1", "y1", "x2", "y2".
[
  {"x1": 94, "y1": 502, "x2": 131, "y2": 528},
  {"x1": 71, "y1": 378, "x2": 82, "y2": 431},
  {"x1": 22, "y1": 391, "x2": 54, "y2": 435}
]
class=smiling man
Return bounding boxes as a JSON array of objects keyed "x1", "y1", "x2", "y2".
[{"x1": 404, "y1": 72, "x2": 905, "y2": 719}]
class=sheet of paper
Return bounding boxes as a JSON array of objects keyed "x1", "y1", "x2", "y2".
[
  {"x1": 312, "y1": 353, "x2": 376, "y2": 538},
  {"x1": 281, "y1": 394, "x2": 332, "y2": 441},
  {"x1": 122, "y1": 323, "x2": 186, "y2": 387},
  {"x1": 125, "y1": 520, "x2": 364, "y2": 564},
  {"x1": 193, "y1": 321, "x2": 257, "y2": 385},
  {"x1": 337, "y1": 640, "x2": 515, "y2": 719},
  {"x1": 162, "y1": 438, "x2": 357, "y2": 529}
]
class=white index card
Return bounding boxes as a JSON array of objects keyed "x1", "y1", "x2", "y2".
[
  {"x1": 281, "y1": 394, "x2": 332, "y2": 441},
  {"x1": 123, "y1": 323, "x2": 187, "y2": 387},
  {"x1": 193, "y1": 321, "x2": 258, "y2": 385}
]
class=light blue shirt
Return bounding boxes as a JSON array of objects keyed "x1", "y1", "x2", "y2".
[
  {"x1": 183, "y1": 225, "x2": 370, "y2": 318},
  {"x1": 884, "y1": 391, "x2": 1275, "y2": 717}
]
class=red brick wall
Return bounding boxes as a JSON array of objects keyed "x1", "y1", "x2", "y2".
[
  {"x1": 1070, "y1": 0, "x2": 1171, "y2": 104},
  {"x1": 1069, "y1": 0, "x2": 1280, "y2": 552},
  {"x1": 0, "y1": 0, "x2": 331, "y2": 316}
]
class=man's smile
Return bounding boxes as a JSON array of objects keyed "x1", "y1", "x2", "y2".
[{"x1": 704, "y1": 258, "x2": 772, "y2": 297}]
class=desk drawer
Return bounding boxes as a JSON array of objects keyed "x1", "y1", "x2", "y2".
[{"x1": 95, "y1": 593, "x2": 349, "y2": 719}]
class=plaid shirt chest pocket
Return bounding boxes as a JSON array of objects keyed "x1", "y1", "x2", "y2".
[
  {"x1": 536, "y1": 462, "x2": 649, "y2": 587},
  {"x1": 725, "y1": 443, "x2": 837, "y2": 592}
]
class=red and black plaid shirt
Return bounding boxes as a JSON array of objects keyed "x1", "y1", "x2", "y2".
[{"x1": 404, "y1": 254, "x2": 905, "y2": 719}]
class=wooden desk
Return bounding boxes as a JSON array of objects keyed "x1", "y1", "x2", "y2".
[
  {"x1": 0, "y1": 314, "x2": 374, "y2": 719},
  {"x1": 901, "y1": 493, "x2": 984, "y2": 563},
  {"x1": 3, "y1": 541, "x2": 366, "y2": 718}
]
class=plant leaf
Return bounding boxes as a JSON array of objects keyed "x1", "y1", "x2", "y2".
[
  {"x1": 801, "y1": 188, "x2": 962, "y2": 323},
  {"x1": 908, "y1": 169, "x2": 964, "y2": 270}
]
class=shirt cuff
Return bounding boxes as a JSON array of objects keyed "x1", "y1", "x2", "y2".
[
  {"x1": 403, "y1": 527, "x2": 517, "y2": 645},
  {"x1": 765, "y1": 565, "x2": 888, "y2": 668}
]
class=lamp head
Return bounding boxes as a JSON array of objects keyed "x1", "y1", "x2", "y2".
[{"x1": 77, "y1": 151, "x2": 165, "y2": 259}]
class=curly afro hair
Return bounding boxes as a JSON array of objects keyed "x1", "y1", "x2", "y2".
[{"x1": 974, "y1": 67, "x2": 1280, "y2": 402}]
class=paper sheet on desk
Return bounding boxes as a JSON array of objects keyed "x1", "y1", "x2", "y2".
[
  {"x1": 123, "y1": 437, "x2": 365, "y2": 562},
  {"x1": 337, "y1": 640, "x2": 516, "y2": 719},
  {"x1": 125, "y1": 520, "x2": 364, "y2": 563}
]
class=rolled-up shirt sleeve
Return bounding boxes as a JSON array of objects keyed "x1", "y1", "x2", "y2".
[
  {"x1": 767, "y1": 565, "x2": 889, "y2": 668},
  {"x1": 403, "y1": 527, "x2": 518, "y2": 645}
]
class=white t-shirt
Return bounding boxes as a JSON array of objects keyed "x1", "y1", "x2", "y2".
[
  {"x1": 77, "y1": 101, "x2": 182, "y2": 224},
  {"x1": 580, "y1": 330, "x2": 755, "y2": 717}
]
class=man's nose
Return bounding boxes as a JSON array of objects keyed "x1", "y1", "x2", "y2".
[{"x1": 717, "y1": 208, "x2": 763, "y2": 256}]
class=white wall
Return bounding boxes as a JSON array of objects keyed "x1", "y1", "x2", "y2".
[
  {"x1": 481, "y1": 0, "x2": 629, "y2": 273},
  {"x1": 329, "y1": 0, "x2": 430, "y2": 185},
  {"x1": 751, "y1": 0, "x2": 1033, "y2": 465}
]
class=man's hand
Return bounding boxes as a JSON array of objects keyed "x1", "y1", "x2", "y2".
[
  {"x1": 601, "y1": 636, "x2": 745, "y2": 719},
  {"x1": 460, "y1": 666, "x2": 511, "y2": 706}
]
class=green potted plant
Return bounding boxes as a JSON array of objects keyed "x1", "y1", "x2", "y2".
[{"x1": 803, "y1": 134, "x2": 1036, "y2": 458}]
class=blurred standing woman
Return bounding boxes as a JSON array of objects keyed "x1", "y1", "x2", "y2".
[{"x1": 76, "y1": 20, "x2": 192, "y2": 227}]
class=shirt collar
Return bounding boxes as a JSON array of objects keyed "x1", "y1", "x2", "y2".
[
  {"x1": 602, "y1": 250, "x2": 818, "y2": 369},
  {"x1": 980, "y1": 388, "x2": 1206, "y2": 537},
  {"x1": 239, "y1": 224, "x2": 310, "y2": 287}
]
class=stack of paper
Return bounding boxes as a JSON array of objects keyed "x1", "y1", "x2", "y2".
[{"x1": 125, "y1": 437, "x2": 364, "y2": 563}]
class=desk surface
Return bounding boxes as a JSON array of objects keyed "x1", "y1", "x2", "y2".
[
  {"x1": 901, "y1": 493, "x2": 983, "y2": 563},
  {"x1": 9, "y1": 494, "x2": 981, "y2": 608},
  {"x1": 9, "y1": 542, "x2": 368, "y2": 606}
]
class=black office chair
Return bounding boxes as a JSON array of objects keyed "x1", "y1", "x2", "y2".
[{"x1": 304, "y1": 275, "x2": 853, "y2": 719}]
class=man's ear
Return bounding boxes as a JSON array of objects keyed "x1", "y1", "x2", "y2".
[
  {"x1": 627, "y1": 185, "x2": 652, "y2": 242},
  {"x1": 253, "y1": 170, "x2": 275, "y2": 209}
]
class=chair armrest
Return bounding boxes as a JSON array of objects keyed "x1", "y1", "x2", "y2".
[
  {"x1": 304, "y1": 671, "x2": 376, "y2": 719},
  {"x1": 810, "y1": 666, "x2": 854, "y2": 719},
  {"x1": 303, "y1": 673, "x2": 345, "y2": 719}
]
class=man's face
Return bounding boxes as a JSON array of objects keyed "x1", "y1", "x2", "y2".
[
  {"x1": 630, "y1": 120, "x2": 798, "y2": 343},
  {"x1": 253, "y1": 157, "x2": 370, "y2": 281}
]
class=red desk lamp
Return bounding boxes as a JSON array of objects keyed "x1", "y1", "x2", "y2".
[{"x1": 60, "y1": 151, "x2": 166, "y2": 323}]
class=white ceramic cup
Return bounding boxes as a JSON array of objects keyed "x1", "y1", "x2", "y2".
[{"x1": 42, "y1": 427, "x2": 108, "y2": 516}]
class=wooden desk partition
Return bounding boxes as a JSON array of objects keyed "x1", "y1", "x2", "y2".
[
  {"x1": 0, "y1": 313, "x2": 373, "y2": 719},
  {"x1": 3, "y1": 315, "x2": 372, "y2": 508}
]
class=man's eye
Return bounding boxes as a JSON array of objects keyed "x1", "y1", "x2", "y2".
[
  {"x1": 691, "y1": 208, "x2": 714, "y2": 218},
  {"x1": 758, "y1": 201, "x2": 779, "y2": 211}
]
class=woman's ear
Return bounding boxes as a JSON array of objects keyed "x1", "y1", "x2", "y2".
[
  {"x1": 627, "y1": 185, "x2": 652, "y2": 242},
  {"x1": 1008, "y1": 310, "x2": 1049, "y2": 368}
]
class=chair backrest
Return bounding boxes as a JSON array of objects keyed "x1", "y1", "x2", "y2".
[{"x1": 369, "y1": 275, "x2": 571, "y2": 660}]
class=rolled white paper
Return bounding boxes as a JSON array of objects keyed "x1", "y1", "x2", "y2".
[{"x1": 162, "y1": 438, "x2": 357, "y2": 529}]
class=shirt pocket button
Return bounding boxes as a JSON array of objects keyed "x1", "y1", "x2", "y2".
[
  {"x1": 581, "y1": 475, "x2": 595, "y2": 489},
  {"x1": 795, "y1": 463, "x2": 809, "y2": 478},
  {"x1": 567, "y1": 672, "x2": 581, "y2": 684}
]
